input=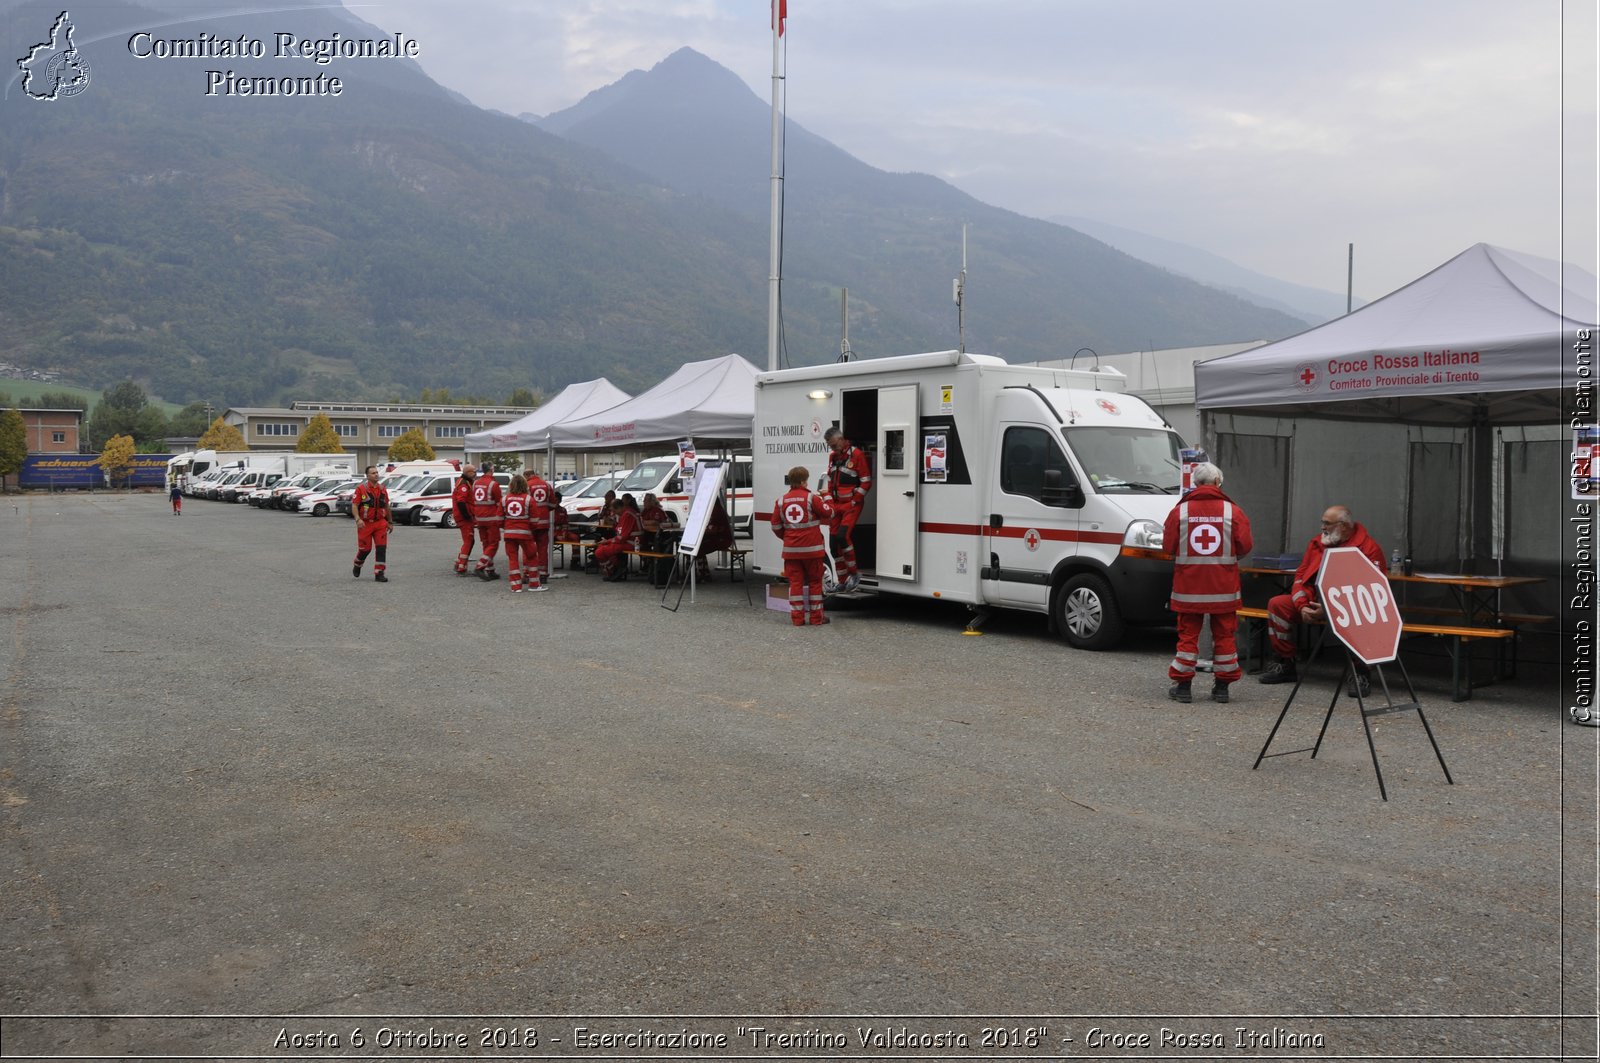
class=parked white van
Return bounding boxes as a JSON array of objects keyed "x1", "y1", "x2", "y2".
[
  {"x1": 569, "y1": 455, "x2": 754, "y2": 530},
  {"x1": 752, "y1": 350, "x2": 1184, "y2": 649}
]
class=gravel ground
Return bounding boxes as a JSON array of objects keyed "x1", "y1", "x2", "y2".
[{"x1": 1, "y1": 492, "x2": 1594, "y2": 1060}]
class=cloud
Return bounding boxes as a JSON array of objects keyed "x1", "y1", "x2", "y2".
[{"x1": 364, "y1": 0, "x2": 1589, "y2": 297}]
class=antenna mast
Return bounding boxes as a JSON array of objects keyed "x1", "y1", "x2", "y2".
[
  {"x1": 766, "y1": 2, "x2": 785, "y2": 371},
  {"x1": 953, "y1": 223, "x2": 968, "y2": 353},
  {"x1": 838, "y1": 288, "x2": 853, "y2": 362}
]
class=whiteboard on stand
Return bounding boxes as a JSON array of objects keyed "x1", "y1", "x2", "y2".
[{"x1": 678, "y1": 460, "x2": 728, "y2": 557}]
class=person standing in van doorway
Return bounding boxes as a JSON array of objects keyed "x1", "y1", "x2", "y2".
[
  {"x1": 1162, "y1": 463, "x2": 1252, "y2": 703},
  {"x1": 351, "y1": 465, "x2": 394, "y2": 583},
  {"x1": 472, "y1": 464, "x2": 504, "y2": 580},
  {"x1": 822, "y1": 425, "x2": 872, "y2": 592},
  {"x1": 451, "y1": 464, "x2": 477, "y2": 574},
  {"x1": 771, "y1": 466, "x2": 835, "y2": 626}
]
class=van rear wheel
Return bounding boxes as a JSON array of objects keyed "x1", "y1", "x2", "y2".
[{"x1": 1055, "y1": 573, "x2": 1124, "y2": 650}]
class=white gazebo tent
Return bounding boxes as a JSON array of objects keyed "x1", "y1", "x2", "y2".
[
  {"x1": 464, "y1": 377, "x2": 632, "y2": 455},
  {"x1": 548, "y1": 354, "x2": 760, "y2": 449},
  {"x1": 550, "y1": 354, "x2": 760, "y2": 602},
  {"x1": 1195, "y1": 243, "x2": 1591, "y2": 425},
  {"x1": 1193, "y1": 243, "x2": 1595, "y2": 605}
]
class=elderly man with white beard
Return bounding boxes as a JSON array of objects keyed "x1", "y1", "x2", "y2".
[{"x1": 1259, "y1": 504, "x2": 1388, "y2": 696}]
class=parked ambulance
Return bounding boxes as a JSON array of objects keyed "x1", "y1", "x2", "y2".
[{"x1": 752, "y1": 349, "x2": 1184, "y2": 649}]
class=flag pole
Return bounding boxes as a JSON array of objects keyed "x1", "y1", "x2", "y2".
[{"x1": 766, "y1": 1, "x2": 785, "y2": 372}]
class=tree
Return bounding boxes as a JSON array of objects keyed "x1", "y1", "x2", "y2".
[
  {"x1": 87, "y1": 381, "x2": 159, "y2": 450},
  {"x1": 297, "y1": 413, "x2": 345, "y2": 453},
  {"x1": 101, "y1": 381, "x2": 148, "y2": 412},
  {"x1": 0, "y1": 409, "x2": 26, "y2": 491},
  {"x1": 98, "y1": 433, "x2": 136, "y2": 487},
  {"x1": 133, "y1": 406, "x2": 170, "y2": 452},
  {"x1": 169, "y1": 402, "x2": 214, "y2": 437},
  {"x1": 479, "y1": 453, "x2": 521, "y2": 472},
  {"x1": 387, "y1": 428, "x2": 435, "y2": 462},
  {"x1": 27, "y1": 392, "x2": 88, "y2": 411},
  {"x1": 507, "y1": 387, "x2": 542, "y2": 408},
  {"x1": 197, "y1": 416, "x2": 247, "y2": 450}
]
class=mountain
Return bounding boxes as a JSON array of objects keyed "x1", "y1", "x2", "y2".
[
  {"x1": 1050, "y1": 215, "x2": 1358, "y2": 325},
  {"x1": 0, "y1": 1, "x2": 790, "y2": 403},
  {"x1": 537, "y1": 47, "x2": 1310, "y2": 362},
  {"x1": 0, "y1": 5, "x2": 1307, "y2": 409}
]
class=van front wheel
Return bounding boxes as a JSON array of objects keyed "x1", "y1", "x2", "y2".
[{"x1": 1055, "y1": 573, "x2": 1125, "y2": 650}]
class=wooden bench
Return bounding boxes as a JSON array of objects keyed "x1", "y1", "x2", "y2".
[
  {"x1": 621, "y1": 548, "x2": 677, "y2": 582},
  {"x1": 1237, "y1": 605, "x2": 1518, "y2": 702}
]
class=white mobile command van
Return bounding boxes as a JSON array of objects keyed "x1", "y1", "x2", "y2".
[{"x1": 752, "y1": 350, "x2": 1185, "y2": 649}]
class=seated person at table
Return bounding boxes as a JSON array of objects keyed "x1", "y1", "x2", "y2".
[
  {"x1": 694, "y1": 498, "x2": 736, "y2": 582},
  {"x1": 1260, "y1": 504, "x2": 1387, "y2": 695},
  {"x1": 639, "y1": 492, "x2": 668, "y2": 550},
  {"x1": 597, "y1": 491, "x2": 618, "y2": 530},
  {"x1": 595, "y1": 494, "x2": 640, "y2": 581}
]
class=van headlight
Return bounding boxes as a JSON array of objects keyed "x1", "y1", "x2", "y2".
[{"x1": 1119, "y1": 519, "x2": 1170, "y2": 561}]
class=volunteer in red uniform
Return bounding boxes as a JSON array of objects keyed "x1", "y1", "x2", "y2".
[
  {"x1": 1260, "y1": 504, "x2": 1387, "y2": 696},
  {"x1": 524, "y1": 469, "x2": 554, "y2": 584},
  {"x1": 822, "y1": 426, "x2": 872, "y2": 592},
  {"x1": 595, "y1": 494, "x2": 640, "y2": 581},
  {"x1": 639, "y1": 492, "x2": 668, "y2": 550},
  {"x1": 351, "y1": 465, "x2": 394, "y2": 583},
  {"x1": 471, "y1": 466, "x2": 504, "y2": 580},
  {"x1": 450, "y1": 464, "x2": 477, "y2": 575},
  {"x1": 500, "y1": 474, "x2": 542, "y2": 593},
  {"x1": 771, "y1": 465, "x2": 835, "y2": 626},
  {"x1": 1162, "y1": 463, "x2": 1252, "y2": 703}
]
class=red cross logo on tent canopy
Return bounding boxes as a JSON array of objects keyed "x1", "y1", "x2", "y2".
[
  {"x1": 1023, "y1": 528, "x2": 1041, "y2": 551},
  {"x1": 1189, "y1": 522, "x2": 1222, "y2": 556},
  {"x1": 1295, "y1": 361, "x2": 1319, "y2": 393},
  {"x1": 1317, "y1": 547, "x2": 1401, "y2": 664}
]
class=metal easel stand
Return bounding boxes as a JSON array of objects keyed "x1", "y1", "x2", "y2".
[
  {"x1": 1253, "y1": 629, "x2": 1453, "y2": 801},
  {"x1": 660, "y1": 552, "x2": 695, "y2": 612}
]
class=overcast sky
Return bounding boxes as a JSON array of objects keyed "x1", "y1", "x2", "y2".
[{"x1": 350, "y1": 0, "x2": 1595, "y2": 303}]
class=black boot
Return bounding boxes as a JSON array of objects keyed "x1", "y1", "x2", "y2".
[{"x1": 1258, "y1": 658, "x2": 1298, "y2": 685}]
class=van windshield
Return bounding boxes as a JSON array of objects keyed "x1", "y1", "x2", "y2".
[
  {"x1": 621, "y1": 460, "x2": 676, "y2": 492},
  {"x1": 577, "y1": 477, "x2": 618, "y2": 499},
  {"x1": 1060, "y1": 426, "x2": 1181, "y2": 494}
]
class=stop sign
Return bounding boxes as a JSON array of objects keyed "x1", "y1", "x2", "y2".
[{"x1": 1317, "y1": 547, "x2": 1401, "y2": 664}]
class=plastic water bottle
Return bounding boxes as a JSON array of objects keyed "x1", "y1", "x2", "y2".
[{"x1": 1390, "y1": 548, "x2": 1402, "y2": 574}]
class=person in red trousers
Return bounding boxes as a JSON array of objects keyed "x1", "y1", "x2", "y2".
[
  {"x1": 1162, "y1": 462, "x2": 1251, "y2": 703},
  {"x1": 771, "y1": 465, "x2": 835, "y2": 626},
  {"x1": 450, "y1": 464, "x2": 476, "y2": 575}
]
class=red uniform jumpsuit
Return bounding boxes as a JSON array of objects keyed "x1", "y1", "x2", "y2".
[
  {"x1": 824, "y1": 442, "x2": 872, "y2": 582},
  {"x1": 1267, "y1": 524, "x2": 1387, "y2": 659},
  {"x1": 594, "y1": 507, "x2": 639, "y2": 578},
  {"x1": 471, "y1": 474, "x2": 504, "y2": 574},
  {"x1": 1162, "y1": 485, "x2": 1253, "y2": 683},
  {"x1": 352, "y1": 482, "x2": 392, "y2": 578},
  {"x1": 771, "y1": 486, "x2": 834, "y2": 625},
  {"x1": 525, "y1": 474, "x2": 554, "y2": 581},
  {"x1": 451, "y1": 475, "x2": 476, "y2": 573},
  {"x1": 501, "y1": 490, "x2": 535, "y2": 591}
]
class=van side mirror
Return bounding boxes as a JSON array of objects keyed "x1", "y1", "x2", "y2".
[{"x1": 1041, "y1": 468, "x2": 1084, "y2": 508}]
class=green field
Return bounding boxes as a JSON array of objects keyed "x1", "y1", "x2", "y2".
[{"x1": 0, "y1": 378, "x2": 185, "y2": 415}]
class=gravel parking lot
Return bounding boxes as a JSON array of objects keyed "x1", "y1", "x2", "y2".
[{"x1": 1, "y1": 493, "x2": 1594, "y2": 1059}]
